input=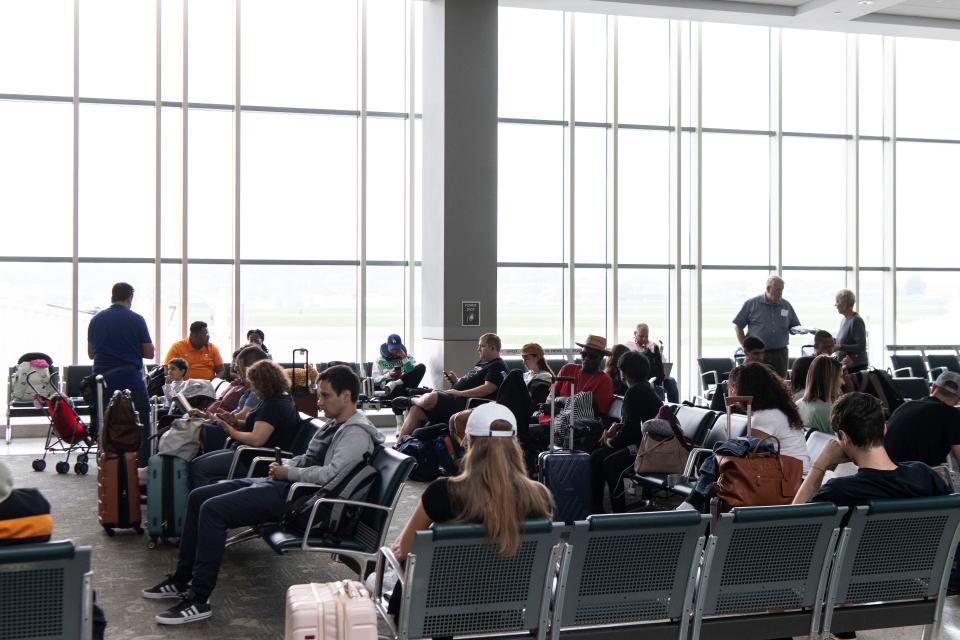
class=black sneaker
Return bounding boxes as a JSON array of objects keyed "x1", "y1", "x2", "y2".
[
  {"x1": 142, "y1": 575, "x2": 188, "y2": 600},
  {"x1": 155, "y1": 594, "x2": 212, "y2": 625}
]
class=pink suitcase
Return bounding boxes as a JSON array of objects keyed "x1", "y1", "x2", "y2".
[{"x1": 285, "y1": 581, "x2": 378, "y2": 640}]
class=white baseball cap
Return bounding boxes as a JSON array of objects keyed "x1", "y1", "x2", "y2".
[{"x1": 464, "y1": 402, "x2": 517, "y2": 438}]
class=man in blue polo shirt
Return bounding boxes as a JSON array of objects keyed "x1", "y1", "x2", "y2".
[
  {"x1": 733, "y1": 275, "x2": 801, "y2": 378},
  {"x1": 88, "y1": 282, "x2": 155, "y2": 466}
]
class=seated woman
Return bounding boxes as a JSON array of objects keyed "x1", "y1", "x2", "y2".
[
  {"x1": 374, "y1": 334, "x2": 425, "y2": 397},
  {"x1": 605, "y1": 344, "x2": 631, "y2": 396},
  {"x1": 590, "y1": 351, "x2": 664, "y2": 513},
  {"x1": 789, "y1": 355, "x2": 814, "y2": 402},
  {"x1": 189, "y1": 360, "x2": 301, "y2": 488},
  {"x1": 245, "y1": 328, "x2": 271, "y2": 360},
  {"x1": 728, "y1": 362, "x2": 810, "y2": 473},
  {"x1": 796, "y1": 355, "x2": 843, "y2": 433},
  {"x1": 385, "y1": 402, "x2": 553, "y2": 614},
  {"x1": 520, "y1": 342, "x2": 553, "y2": 405}
]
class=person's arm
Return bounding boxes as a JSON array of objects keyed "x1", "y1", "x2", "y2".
[
  {"x1": 837, "y1": 317, "x2": 867, "y2": 355},
  {"x1": 950, "y1": 444, "x2": 960, "y2": 467},
  {"x1": 792, "y1": 439, "x2": 848, "y2": 504},
  {"x1": 287, "y1": 427, "x2": 372, "y2": 485},
  {"x1": 391, "y1": 501, "x2": 433, "y2": 562},
  {"x1": 595, "y1": 377, "x2": 614, "y2": 415},
  {"x1": 448, "y1": 381, "x2": 497, "y2": 398},
  {"x1": 138, "y1": 316, "x2": 155, "y2": 359},
  {"x1": 211, "y1": 345, "x2": 224, "y2": 378},
  {"x1": 142, "y1": 343, "x2": 156, "y2": 359},
  {"x1": 220, "y1": 418, "x2": 274, "y2": 446},
  {"x1": 87, "y1": 342, "x2": 95, "y2": 360},
  {"x1": 733, "y1": 301, "x2": 751, "y2": 345},
  {"x1": 734, "y1": 325, "x2": 746, "y2": 346}
]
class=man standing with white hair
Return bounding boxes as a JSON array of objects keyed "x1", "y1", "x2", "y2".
[{"x1": 733, "y1": 275, "x2": 801, "y2": 378}]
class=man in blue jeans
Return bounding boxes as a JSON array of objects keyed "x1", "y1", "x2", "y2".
[
  {"x1": 87, "y1": 282, "x2": 154, "y2": 467},
  {"x1": 141, "y1": 365, "x2": 385, "y2": 625}
]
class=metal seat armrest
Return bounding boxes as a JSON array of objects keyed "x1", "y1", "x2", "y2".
[
  {"x1": 247, "y1": 456, "x2": 291, "y2": 478},
  {"x1": 465, "y1": 397, "x2": 493, "y2": 409},
  {"x1": 700, "y1": 371, "x2": 718, "y2": 388},
  {"x1": 892, "y1": 366, "x2": 913, "y2": 378},
  {"x1": 683, "y1": 447, "x2": 713, "y2": 478},
  {"x1": 930, "y1": 366, "x2": 948, "y2": 381},
  {"x1": 228, "y1": 445, "x2": 294, "y2": 479},
  {"x1": 286, "y1": 481, "x2": 324, "y2": 502},
  {"x1": 302, "y1": 498, "x2": 393, "y2": 551},
  {"x1": 691, "y1": 396, "x2": 711, "y2": 408}
]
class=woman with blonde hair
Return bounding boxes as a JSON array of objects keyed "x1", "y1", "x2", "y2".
[
  {"x1": 796, "y1": 355, "x2": 844, "y2": 433},
  {"x1": 390, "y1": 402, "x2": 553, "y2": 560}
]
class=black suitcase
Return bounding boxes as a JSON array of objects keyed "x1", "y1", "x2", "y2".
[{"x1": 538, "y1": 376, "x2": 591, "y2": 524}]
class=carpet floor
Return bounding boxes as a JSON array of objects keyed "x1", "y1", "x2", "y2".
[{"x1": 4, "y1": 453, "x2": 424, "y2": 640}]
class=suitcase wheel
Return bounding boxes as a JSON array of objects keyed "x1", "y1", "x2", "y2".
[
  {"x1": 32, "y1": 459, "x2": 46, "y2": 472},
  {"x1": 147, "y1": 537, "x2": 158, "y2": 550},
  {"x1": 55, "y1": 461, "x2": 70, "y2": 474},
  {"x1": 77, "y1": 453, "x2": 89, "y2": 464},
  {"x1": 103, "y1": 526, "x2": 115, "y2": 537},
  {"x1": 74, "y1": 462, "x2": 89, "y2": 475},
  {"x1": 134, "y1": 526, "x2": 143, "y2": 535}
]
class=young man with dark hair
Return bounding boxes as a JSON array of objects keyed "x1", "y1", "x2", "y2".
[
  {"x1": 164, "y1": 320, "x2": 224, "y2": 381},
  {"x1": 144, "y1": 365, "x2": 384, "y2": 625},
  {"x1": 793, "y1": 392, "x2": 949, "y2": 507},
  {"x1": 741, "y1": 336, "x2": 766, "y2": 366},
  {"x1": 397, "y1": 333, "x2": 507, "y2": 436},
  {"x1": 813, "y1": 330, "x2": 836, "y2": 356}
]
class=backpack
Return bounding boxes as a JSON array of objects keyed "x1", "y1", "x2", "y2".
[
  {"x1": 145, "y1": 366, "x2": 166, "y2": 398},
  {"x1": 435, "y1": 433, "x2": 463, "y2": 476},
  {"x1": 10, "y1": 360, "x2": 56, "y2": 402},
  {"x1": 394, "y1": 435, "x2": 439, "y2": 482},
  {"x1": 102, "y1": 390, "x2": 142, "y2": 453},
  {"x1": 281, "y1": 454, "x2": 377, "y2": 539},
  {"x1": 850, "y1": 369, "x2": 905, "y2": 418}
]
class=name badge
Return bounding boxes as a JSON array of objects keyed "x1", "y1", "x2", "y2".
[{"x1": 780, "y1": 309, "x2": 789, "y2": 317}]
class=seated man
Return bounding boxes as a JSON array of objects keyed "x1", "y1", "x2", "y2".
[
  {"x1": 164, "y1": 320, "x2": 224, "y2": 381},
  {"x1": 397, "y1": 333, "x2": 507, "y2": 437},
  {"x1": 143, "y1": 365, "x2": 385, "y2": 624},
  {"x1": 552, "y1": 335, "x2": 615, "y2": 417},
  {"x1": 373, "y1": 333, "x2": 425, "y2": 396},
  {"x1": 793, "y1": 391, "x2": 949, "y2": 507},
  {"x1": 741, "y1": 335, "x2": 766, "y2": 366},
  {"x1": 884, "y1": 371, "x2": 960, "y2": 468},
  {"x1": 813, "y1": 329, "x2": 835, "y2": 357}
]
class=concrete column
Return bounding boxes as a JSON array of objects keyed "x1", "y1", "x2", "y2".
[{"x1": 420, "y1": 0, "x2": 498, "y2": 386}]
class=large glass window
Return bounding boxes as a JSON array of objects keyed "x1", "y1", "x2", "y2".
[
  {"x1": 498, "y1": 8, "x2": 564, "y2": 121},
  {"x1": 782, "y1": 29, "x2": 846, "y2": 134},
  {"x1": 497, "y1": 267, "x2": 564, "y2": 348},
  {"x1": 700, "y1": 23, "x2": 769, "y2": 130},
  {"x1": 897, "y1": 37, "x2": 960, "y2": 140},
  {"x1": 896, "y1": 142, "x2": 960, "y2": 268}
]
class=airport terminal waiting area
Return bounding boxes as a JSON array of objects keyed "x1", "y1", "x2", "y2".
[{"x1": 4, "y1": 351, "x2": 960, "y2": 639}]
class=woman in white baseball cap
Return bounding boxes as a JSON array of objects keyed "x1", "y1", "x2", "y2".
[{"x1": 389, "y1": 402, "x2": 554, "y2": 562}]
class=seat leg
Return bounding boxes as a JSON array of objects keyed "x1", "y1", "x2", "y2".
[
  {"x1": 5, "y1": 411, "x2": 11, "y2": 444},
  {"x1": 922, "y1": 623, "x2": 937, "y2": 640}
]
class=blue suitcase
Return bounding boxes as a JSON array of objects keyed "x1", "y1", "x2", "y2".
[
  {"x1": 538, "y1": 376, "x2": 591, "y2": 524},
  {"x1": 146, "y1": 454, "x2": 189, "y2": 549}
]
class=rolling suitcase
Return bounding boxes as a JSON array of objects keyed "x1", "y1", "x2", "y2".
[
  {"x1": 146, "y1": 454, "x2": 189, "y2": 549},
  {"x1": 290, "y1": 348, "x2": 319, "y2": 418},
  {"x1": 285, "y1": 581, "x2": 378, "y2": 640},
  {"x1": 95, "y1": 375, "x2": 142, "y2": 535},
  {"x1": 538, "y1": 376, "x2": 591, "y2": 524}
]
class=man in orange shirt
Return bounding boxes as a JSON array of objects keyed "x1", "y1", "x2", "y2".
[{"x1": 164, "y1": 321, "x2": 224, "y2": 381}]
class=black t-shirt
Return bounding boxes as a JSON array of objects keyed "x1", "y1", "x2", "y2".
[
  {"x1": 453, "y1": 358, "x2": 507, "y2": 399},
  {"x1": 244, "y1": 393, "x2": 301, "y2": 451},
  {"x1": 420, "y1": 477, "x2": 549, "y2": 524},
  {"x1": 609, "y1": 382, "x2": 664, "y2": 449},
  {"x1": 811, "y1": 462, "x2": 950, "y2": 508},
  {"x1": 884, "y1": 396, "x2": 960, "y2": 467}
]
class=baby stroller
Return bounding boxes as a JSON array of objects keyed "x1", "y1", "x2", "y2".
[{"x1": 27, "y1": 368, "x2": 97, "y2": 475}]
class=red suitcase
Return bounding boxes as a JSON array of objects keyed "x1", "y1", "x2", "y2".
[{"x1": 97, "y1": 451, "x2": 142, "y2": 535}]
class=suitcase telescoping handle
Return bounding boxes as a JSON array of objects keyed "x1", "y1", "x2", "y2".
[
  {"x1": 292, "y1": 348, "x2": 309, "y2": 369},
  {"x1": 95, "y1": 374, "x2": 106, "y2": 447},
  {"x1": 549, "y1": 375, "x2": 577, "y2": 452},
  {"x1": 724, "y1": 395, "x2": 753, "y2": 439}
]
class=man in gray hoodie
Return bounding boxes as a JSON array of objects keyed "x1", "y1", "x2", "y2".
[{"x1": 144, "y1": 365, "x2": 385, "y2": 625}]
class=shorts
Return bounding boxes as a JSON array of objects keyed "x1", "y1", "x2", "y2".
[{"x1": 423, "y1": 392, "x2": 469, "y2": 425}]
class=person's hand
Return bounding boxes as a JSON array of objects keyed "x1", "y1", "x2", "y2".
[
  {"x1": 389, "y1": 538, "x2": 404, "y2": 561},
  {"x1": 216, "y1": 410, "x2": 237, "y2": 426},
  {"x1": 814, "y1": 440, "x2": 849, "y2": 470},
  {"x1": 211, "y1": 414, "x2": 232, "y2": 435},
  {"x1": 268, "y1": 463, "x2": 289, "y2": 481},
  {"x1": 187, "y1": 408, "x2": 206, "y2": 418},
  {"x1": 387, "y1": 369, "x2": 400, "y2": 378},
  {"x1": 445, "y1": 371, "x2": 458, "y2": 384}
]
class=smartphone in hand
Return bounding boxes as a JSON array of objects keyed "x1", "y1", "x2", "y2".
[{"x1": 274, "y1": 447, "x2": 283, "y2": 465}]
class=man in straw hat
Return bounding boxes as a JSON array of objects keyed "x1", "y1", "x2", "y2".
[{"x1": 551, "y1": 335, "x2": 615, "y2": 418}]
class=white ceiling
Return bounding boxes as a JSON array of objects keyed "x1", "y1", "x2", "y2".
[{"x1": 503, "y1": 0, "x2": 960, "y2": 40}]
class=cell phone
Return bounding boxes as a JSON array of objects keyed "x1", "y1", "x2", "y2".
[
  {"x1": 393, "y1": 366, "x2": 402, "y2": 373},
  {"x1": 274, "y1": 447, "x2": 282, "y2": 465}
]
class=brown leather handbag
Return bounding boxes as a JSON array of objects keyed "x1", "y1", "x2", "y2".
[
  {"x1": 713, "y1": 436, "x2": 803, "y2": 507},
  {"x1": 633, "y1": 434, "x2": 689, "y2": 474}
]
